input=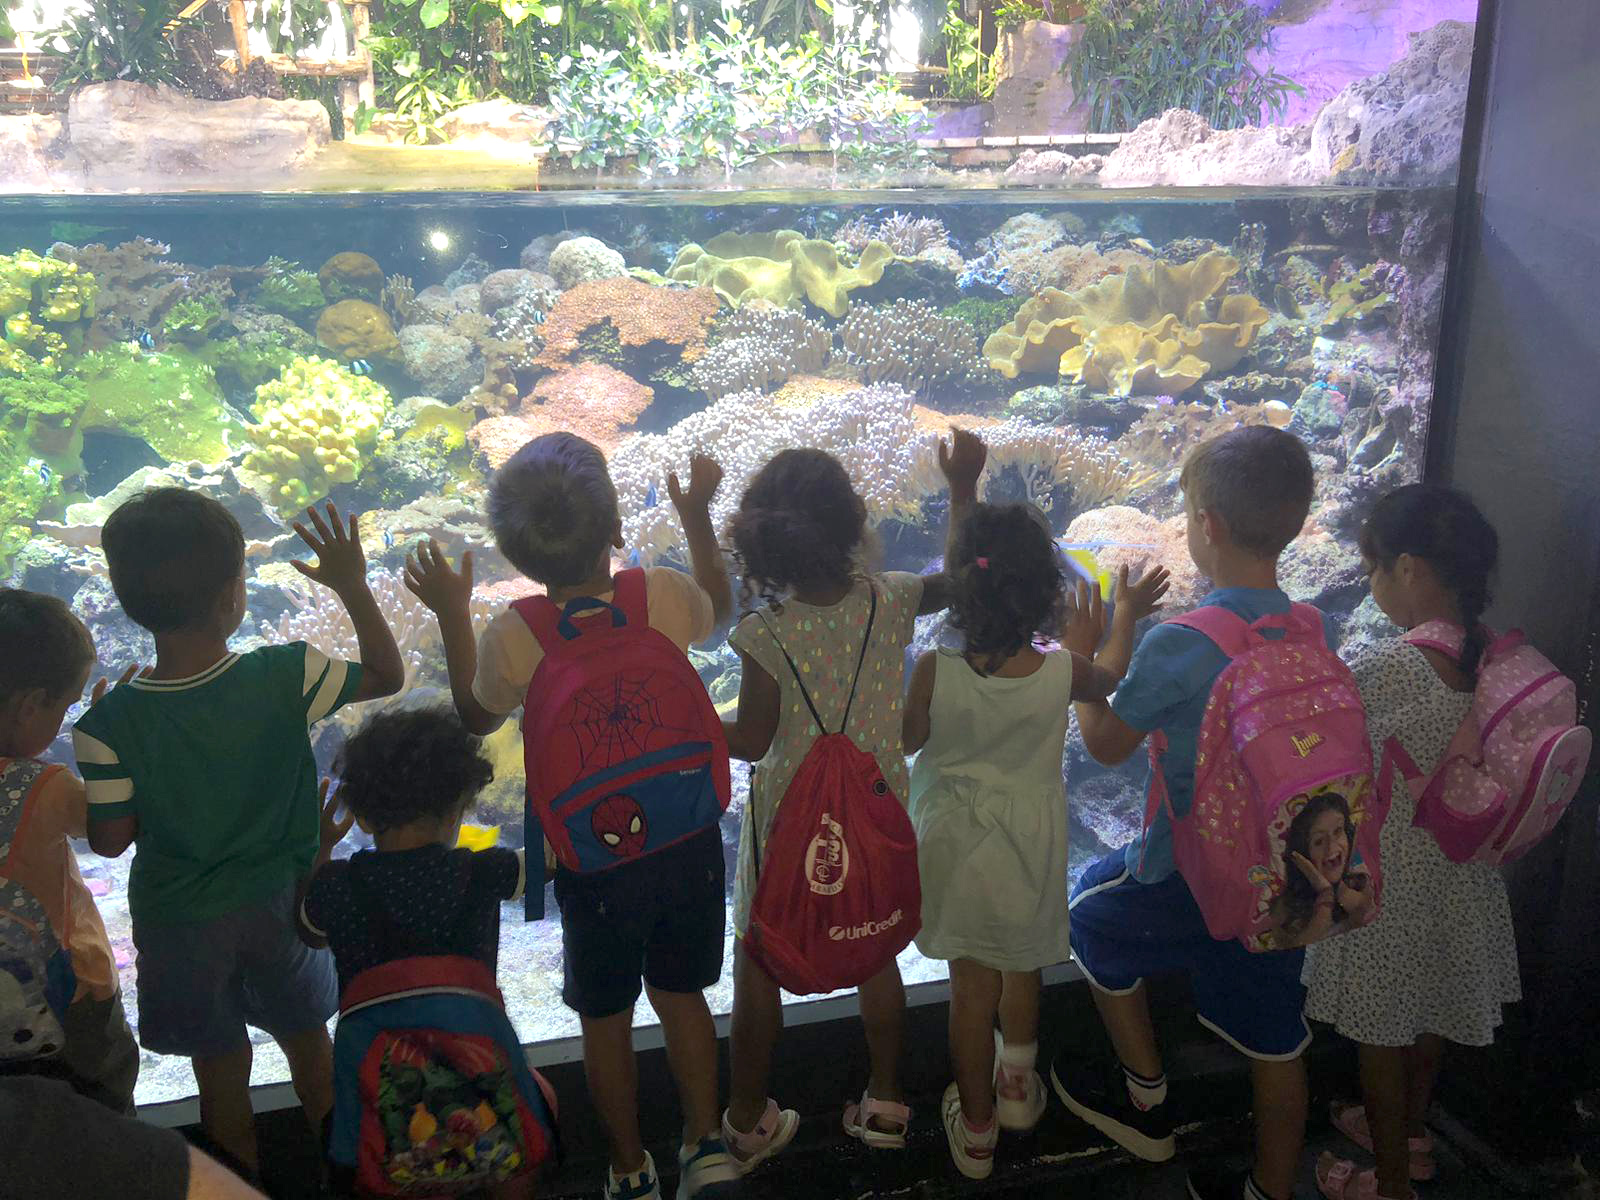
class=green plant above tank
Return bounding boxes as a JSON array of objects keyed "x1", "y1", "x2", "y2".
[{"x1": 49, "y1": 0, "x2": 185, "y2": 89}]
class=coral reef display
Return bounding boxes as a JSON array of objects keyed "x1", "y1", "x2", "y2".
[
  {"x1": 668, "y1": 231, "x2": 895, "y2": 317},
  {"x1": 839, "y1": 299, "x2": 983, "y2": 395},
  {"x1": 242, "y1": 356, "x2": 390, "y2": 514},
  {"x1": 692, "y1": 308, "x2": 831, "y2": 400}
]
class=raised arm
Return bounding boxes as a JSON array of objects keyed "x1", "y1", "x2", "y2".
[
  {"x1": 668, "y1": 454, "x2": 733, "y2": 628},
  {"x1": 292, "y1": 503, "x2": 405, "y2": 701},
  {"x1": 919, "y1": 428, "x2": 987, "y2": 615},
  {"x1": 404, "y1": 540, "x2": 505, "y2": 736},
  {"x1": 1062, "y1": 566, "x2": 1169, "y2": 766}
]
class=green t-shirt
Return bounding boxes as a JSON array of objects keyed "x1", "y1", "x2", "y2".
[{"x1": 72, "y1": 642, "x2": 363, "y2": 927}]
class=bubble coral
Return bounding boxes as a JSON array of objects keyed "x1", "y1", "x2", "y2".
[{"x1": 243, "y1": 356, "x2": 391, "y2": 515}]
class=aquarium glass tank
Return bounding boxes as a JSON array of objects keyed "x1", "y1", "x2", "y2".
[{"x1": 3, "y1": 185, "x2": 1454, "y2": 1103}]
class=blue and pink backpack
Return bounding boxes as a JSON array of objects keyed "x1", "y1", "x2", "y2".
[
  {"x1": 514, "y1": 568, "x2": 730, "y2": 913},
  {"x1": 1146, "y1": 604, "x2": 1385, "y2": 952}
]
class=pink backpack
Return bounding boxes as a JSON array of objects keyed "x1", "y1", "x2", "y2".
[
  {"x1": 515, "y1": 569, "x2": 729, "y2": 910},
  {"x1": 1151, "y1": 604, "x2": 1384, "y2": 952},
  {"x1": 1379, "y1": 621, "x2": 1590, "y2": 864},
  {"x1": 744, "y1": 587, "x2": 922, "y2": 995}
]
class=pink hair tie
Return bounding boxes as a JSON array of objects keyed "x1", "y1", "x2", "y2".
[{"x1": 975, "y1": 557, "x2": 990, "y2": 570}]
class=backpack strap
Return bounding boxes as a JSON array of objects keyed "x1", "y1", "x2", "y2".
[
  {"x1": 754, "y1": 582, "x2": 879, "y2": 740},
  {"x1": 1164, "y1": 606, "x2": 1253, "y2": 658},
  {"x1": 0, "y1": 760, "x2": 58, "y2": 873},
  {"x1": 1404, "y1": 620, "x2": 1466, "y2": 657},
  {"x1": 611, "y1": 568, "x2": 649, "y2": 627},
  {"x1": 513, "y1": 584, "x2": 632, "y2": 649}
]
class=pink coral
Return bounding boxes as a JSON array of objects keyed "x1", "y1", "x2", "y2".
[
  {"x1": 469, "y1": 363, "x2": 654, "y2": 467},
  {"x1": 534, "y1": 277, "x2": 721, "y2": 369},
  {"x1": 1063, "y1": 504, "x2": 1209, "y2": 611}
]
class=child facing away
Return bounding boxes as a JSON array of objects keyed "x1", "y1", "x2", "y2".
[
  {"x1": 901, "y1": 496, "x2": 1169, "y2": 1180},
  {"x1": 406, "y1": 432, "x2": 739, "y2": 1200},
  {"x1": 1054, "y1": 426, "x2": 1326, "y2": 1200},
  {"x1": 299, "y1": 706, "x2": 555, "y2": 1199},
  {"x1": 716, "y1": 438, "x2": 972, "y2": 1170},
  {"x1": 1302, "y1": 485, "x2": 1521, "y2": 1200},
  {"x1": 0, "y1": 590, "x2": 139, "y2": 1114},
  {"x1": 74, "y1": 490, "x2": 405, "y2": 1176}
]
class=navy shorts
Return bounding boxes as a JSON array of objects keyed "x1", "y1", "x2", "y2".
[
  {"x1": 133, "y1": 885, "x2": 337, "y2": 1058},
  {"x1": 1069, "y1": 852, "x2": 1310, "y2": 1060},
  {"x1": 554, "y1": 826, "x2": 726, "y2": 1019}
]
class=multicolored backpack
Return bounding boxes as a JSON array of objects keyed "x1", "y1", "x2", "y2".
[
  {"x1": 515, "y1": 569, "x2": 729, "y2": 911},
  {"x1": 329, "y1": 955, "x2": 560, "y2": 1198},
  {"x1": 0, "y1": 759, "x2": 78, "y2": 1064},
  {"x1": 744, "y1": 586, "x2": 923, "y2": 995},
  {"x1": 1149, "y1": 604, "x2": 1384, "y2": 952},
  {"x1": 1379, "y1": 622, "x2": 1590, "y2": 864}
]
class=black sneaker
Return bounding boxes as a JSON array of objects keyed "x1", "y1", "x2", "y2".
[
  {"x1": 1049, "y1": 1053, "x2": 1176, "y2": 1162},
  {"x1": 1185, "y1": 1165, "x2": 1252, "y2": 1200}
]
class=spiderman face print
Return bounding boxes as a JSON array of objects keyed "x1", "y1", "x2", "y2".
[{"x1": 592, "y1": 793, "x2": 649, "y2": 858}]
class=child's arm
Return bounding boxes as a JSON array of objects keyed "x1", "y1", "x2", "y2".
[
  {"x1": 722, "y1": 650, "x2": 780, "y2": 763},
  {"x1": 902, "y1": 651, "x2": 936, "y2": 754},
  {"x1": 1067, "y1": 565, "x2": 1171, "y2": 765},
  {"x1": 405, "y1": 540, "x2": 506, "y2": 736},
  {"x1": 917, "y1": 429, "x2": 987, "y2": 615},
  {"x1": 668, "y1": 454, "x2": 733, "y2": 628},
  {"x1": 292, "y1": 503, "x2": 405, "y2": 701},
  {"x1": 296, "y1": 782, "x2": 353, "y2": 950}
]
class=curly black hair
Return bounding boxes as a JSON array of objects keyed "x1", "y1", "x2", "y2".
[
  {"x1": 334, "y1": 706, "x2": 494, "y2": 833},
  {"x1": 947, "y1": 503, "x2": 1067, "y2": 674},
  {"x1": 0, "y1": 589, "x2": 95, "y2": 703},
  {"x1": 726, "y1": 448, "x2": 867, "y2": 612}
]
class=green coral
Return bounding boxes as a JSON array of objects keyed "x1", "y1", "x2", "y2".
[
  {"x1": 0, "y1": 371, "x2": 89, "y2": 473},
  {"x1": 1, "y1": 250, "x2": 96, "y2": 376},
  {"x1": 1322, "y1": 264, "x2": 1397, "y2": 331},
  {"x1": 255, "y1": 264, "x2": 326, "y2": 324},
  {"x1": 78, "y1": 346, "x2": 242, "y2": 464},
  {"x1": 204, "y1": 330, "x2": 303, "y2": 396},
  {"x1": 668, "y1": 231, "x2": 895, "y2": 318},
  {"x1": 0, "y1": 426, "x2": 57, "y2": 576},
  {"x1": 162, "y1": 296, "x2": 226, "y2": 346},
  {"x1": 943, "y1": 295, "x2": 1027, "y2": 346},
  {"x1": 244, "y1": 356, "x2": 391, "y2": 515}
]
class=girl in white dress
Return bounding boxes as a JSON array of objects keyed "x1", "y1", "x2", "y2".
[
  {"x1": 903, "y1": 497, "x2": 1168, "y2": 1180},
  {"x1": 1304, "y1": 484, "x2": 1521, "y2": 1200}
]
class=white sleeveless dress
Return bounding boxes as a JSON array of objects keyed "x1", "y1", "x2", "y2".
[{"x1": 909, "y1": 647, "x2": 1075, "y2": 971}]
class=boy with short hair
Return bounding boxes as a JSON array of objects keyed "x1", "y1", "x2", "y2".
[
  {"x1": 0, "y1": 589, "x2": 139, "y2": 1114},
  {"x1": 1054, "y1": 427, "x2": 1324, "y2": 1200},
  {"x1": 406, "y1": 432, "x2": 738, "y2": 1200},
  {"x1": 75, "y1": 490, "x2": 404, "y2": 1174}
]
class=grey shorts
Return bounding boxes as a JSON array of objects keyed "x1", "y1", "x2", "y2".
[{"x1": 133, "y1": 885, "x2": 336, "y2": 1059}]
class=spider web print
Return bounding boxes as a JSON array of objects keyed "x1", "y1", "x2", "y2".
[{"x1": 560, "y1": 670, "x2": 708, "y2": 774}]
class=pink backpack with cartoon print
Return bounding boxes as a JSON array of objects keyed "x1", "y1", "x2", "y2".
[
  {"x1": 1379, "y1": 621, "x2": 1590, "y2": 864},
  {"x1": 1149, "y1": 604, "x2": 1385, "y2": 952}
]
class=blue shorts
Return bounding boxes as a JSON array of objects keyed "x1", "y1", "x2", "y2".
[
  {"x1": 1069, "y1": 852, "x2": 1310, "y2": 1061},
  {"x1": 133, "y1": 885, "x2": 337, "y2": 1058}
]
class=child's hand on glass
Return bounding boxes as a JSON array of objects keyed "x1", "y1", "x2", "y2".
[
  {"x1": 667, "y1": 454, "x2": 723, "y2": 513},
  {"x1": 404, "y1": 538, "x2": 475, "y2": 618},
  {"x1": 938, "y1": 427, "x2": 987, "y2": 497},
  {"x1": 87, "y1": 663, "x2": 144, "y2": 705},
  {"x1": 292, "y1": 502, "x2": 369, "y2": 595},
  {"x1": 317, "y1": 780, "x2": 354, "y2": 854},
  {"x1": 1114, "y1": 563, "x2": 1171, "y2": 625},
  {"x1": 1060, "y1": 579, "x2": 1105, "y2": 659}
]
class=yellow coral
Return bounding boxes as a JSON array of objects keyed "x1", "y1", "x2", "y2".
[
  {"x1": 668, "y1": 230, "x2": 895, "y2": 318},
  {"x1": 243, "y1": 356, "x2": 391, "y2": 515},
  {"x1": 983, "y1": 252, "x2": 1269, "y2": 396}
]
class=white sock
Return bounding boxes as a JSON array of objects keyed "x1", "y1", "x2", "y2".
[
  {"x1": 998, "y1": 1039, "x2": 1037, "y2": 1080},
  {"x1": 1123, "y1": 1065, "x2": 1168, "y2": 1111}
]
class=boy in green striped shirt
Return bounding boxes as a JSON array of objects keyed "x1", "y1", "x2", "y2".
[{"x1": 73, "y1": 489, "x2": 404, "y2": 1177}]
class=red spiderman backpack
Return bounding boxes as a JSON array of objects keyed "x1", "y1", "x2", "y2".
[
  {"x1": 514, "y1": 569, "x2": 729, "y2": 912},
  {"x1": 743, "y1": 586, "x2": 922, "y2": 995}
]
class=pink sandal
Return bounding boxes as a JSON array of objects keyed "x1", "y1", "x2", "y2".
[
  {"x1": 722, "y1": 1099, "x2": 799, "y2": 1174},
  {"x1": 842, "y1": 1090, "x2": 911, "y2": 1149},
  {"x1": 1316, "y1": 1153, "x2": 1417, "y2": 1200},
  {"x1": 1330, "y1": 1102, "x2": 1438, "y2": 1181}
]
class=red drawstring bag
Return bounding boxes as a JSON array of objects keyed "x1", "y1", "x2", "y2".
[{"x1": 743, "y1": 586, "x2": 922, "y2": 996}]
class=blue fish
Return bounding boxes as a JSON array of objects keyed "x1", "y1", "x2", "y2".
[
  {"x1": 1216, "y1": 396, "x2": 1230, "y2": 414},
  {"x1": 531, "y1": 309, "x2": 546, "y2": 325},
  {"x1": 382, "y1": 529, "x2": 395, "y2": 550},
  {"x1": 35, "y1": 461, "x2": 53, "y2": 487},
  {"x1": 626, "y1": 548, "x2": 642, "y2": 569},
  {"x1": 134, "y1": 328, "x2": 155, "y2": 350},
  {"x1": 349, "y1": 359, "x2": 372, "y2": 376},
  {"x1": 643, "y1": 483, "x2": 658, "y2": 509}
]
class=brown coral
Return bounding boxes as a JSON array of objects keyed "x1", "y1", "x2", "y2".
[
  {"x1": 317, "y1": 252, "x2": 385, "y2": 302},
  {"x1": 534, "y1": 277, "x2": 720, "y2": 370},
  {"x1": 469, "y1": 362, "x2": 654, "y2": 467},
  {"x1": 1116, "y1": 399, "x2": 1293, "y2": 469},
  {"x1": 983, "y1": 252, "x2": 1270, "y2": 396},
  {"x1": 316, "y1": 299, "x2": 401, "y2": 363},
  {"x1": 999, "y1": 242, "x2": 1151, "y2": 297}
]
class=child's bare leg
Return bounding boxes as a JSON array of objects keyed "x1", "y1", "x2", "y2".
[
  {"x1": 857, "y1": 960, "x2": 905, "y2": 1125},
  {"x1": 998, "y1": 969, "x2": 1041, "y2": 1047},
  {"x1": 948, "y1": 959, "x2": 1002, "y2": 1123},
  {"x1": 488, "y1": 1174, "x2": 537, "y2": 1200},
  {"x1": 581, "y1": 1009, "x2": 646, "y2": 1174},
  {"x1": 647, "y1": 984, "x2": 720, "y2": 1145},
  {"x1": 1405, "y1": 1033, "x2": 1446, "y2": 1137},
  {"x1": 193, "y1": 1043, "x2": 258, "y2": 1172},
  {"x1": 1358, "y1": 1042, "x2": 1409, "y2": 1197},
  {"x1": 1250, "y1": 1055, "x2": 1308, "y2": 1200},
  {"x1": 727, "y1": 942, "x2": 783, "y2": 1132},
  {"x1": 277, "y1": 1024, "x2": 335, "y2": 1134},
  {"x1": 1089, "y1": 982, "x2": 1163, "y2": 1079}
]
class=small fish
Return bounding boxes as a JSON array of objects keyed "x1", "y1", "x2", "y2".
[
  {"x1": 626, "y1": 548, "x2": 642, "y2": 569},
  {"x1": 134, "y1": 328, "x2": 155, "y2": 350},
  {"x1": 643, "y1": 482, "x2": 658, "y2": 509},
  {"x1": 382, "y1": 529, "x2": 395, "y2": 550},
  {"x1": 531, "y1": 309, "x2": 546, "y2": 325},
  {"x1": 1129, "y1": 237, "x2": 1157, "y2": 254},
  {"x1": 1274, "y1": 284, "x2": 1304, "y2": 319},
  {"x1": 349, "y1": 359, "x2": 372, "y2": 376},
  {"x1": 34, "y1": 461, "x2": 53, "y2": 487},
  {"x1": 1056, "y1": 540, "x2": 1160, "y2": 597},
  {"x1": 1216, "y1": 397, "x2": 1230, "y2": 414},
  {"x1": 456, "y1": 823, "x2": 501, "y2": 852}
]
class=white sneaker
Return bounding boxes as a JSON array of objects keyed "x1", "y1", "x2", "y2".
[
  {"x1": 993, "y1": 1031, "x2": 1048, "y2": 1132},
  {"x1": 606, "y1": 1150, "x2": 662, "y2": 1200},
  {"x1": 941, "y1": 1082, "x2": 996, "y2": 1180}
]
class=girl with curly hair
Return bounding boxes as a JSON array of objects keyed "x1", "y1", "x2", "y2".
[{"x1": 902, "y1": 492, "x2": 1169, "y2": 1179}]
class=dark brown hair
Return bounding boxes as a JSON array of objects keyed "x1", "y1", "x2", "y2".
[
  {"x1": 102, "y1": 488, "x2": 245, "y2": 633},
  {"x1": 947, "y1": 503, "x2": 1066, "y2": 674},
  {"x1": 1180, "y1": 426, "x2": 1314, "y2": 559},
  {"x1": 1281, "y1": 791, "x2": 1356, "y2": 935},
  {"x1": 489, "y1": 432, "x2": 619, "y2": 588},
  {"x1": 727, "y1": 449, "x2": 866, "y2": 612},
  {"x1": 0, "y1": 590, "x2": 95, "y2": 702}
]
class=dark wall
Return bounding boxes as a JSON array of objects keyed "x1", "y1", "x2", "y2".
[{"x1": 1427, "y1": 0, "x2": 1600, "y2": 1156}]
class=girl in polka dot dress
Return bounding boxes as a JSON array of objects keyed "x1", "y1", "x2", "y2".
[
  {"x1": 715, "y1": 438, "x2": 979, "y2": 1172},
  {"x1": 1303, "y1": 485, "x2": 1521, "y2": 1200}
]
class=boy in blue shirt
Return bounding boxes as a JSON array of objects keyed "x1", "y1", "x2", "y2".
[{"x1": 1055, "y1": 427, "x2": 1323, "y2": 1200}]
